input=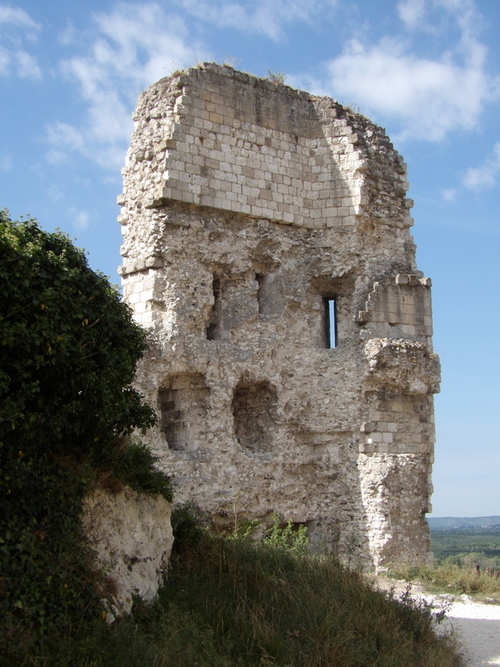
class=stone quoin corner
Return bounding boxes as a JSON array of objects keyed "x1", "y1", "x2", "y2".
[{"x1": 118, "y1": 63, "x2": 440, "y2": 570}]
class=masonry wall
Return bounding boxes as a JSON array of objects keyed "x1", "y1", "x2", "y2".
[{"x1": 119, "y1": 64, "x2": 440, "y2": 570}]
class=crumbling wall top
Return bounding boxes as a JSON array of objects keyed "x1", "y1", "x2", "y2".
[{"x1": 121, "y1": 63, "x2": 413, "y2": 234}]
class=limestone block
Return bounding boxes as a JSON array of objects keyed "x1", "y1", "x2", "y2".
[{"x1": 82, "y1": 486, "x2": 173, "y2": 618}]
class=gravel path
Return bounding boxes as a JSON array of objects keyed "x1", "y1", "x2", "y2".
[
  {"x1": 372, "y1": 577, "x2": 500, "y2": 666},
  {"x1": 440, "y1": 599, "x2": 500, "y2": 666}
]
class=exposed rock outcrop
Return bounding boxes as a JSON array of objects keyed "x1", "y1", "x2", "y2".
[{"x1": 82, "y1": 487, "x2": 173, "y2": 617}]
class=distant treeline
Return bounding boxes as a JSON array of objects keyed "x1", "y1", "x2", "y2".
[
  {"x1": 430, "y1": 525, "x2": 500, "y2": 569},
  {"x1": 428, "y1": 516, "x2": 500, "y2": 530}
]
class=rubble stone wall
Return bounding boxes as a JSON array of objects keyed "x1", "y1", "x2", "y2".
[{"x1": 118, "y1": 64, "x2": 440, "y2": 570}]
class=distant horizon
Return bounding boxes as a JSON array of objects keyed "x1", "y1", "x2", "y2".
[{"x1": 428, "y1": 515, "x2": 500, "y2": 519}]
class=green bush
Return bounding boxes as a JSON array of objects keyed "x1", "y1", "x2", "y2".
[
  {"x1": 0, "y1": 211, "x2": 168, "y2": 659},
  {"x1": 262, "y1": 512, "x2": 309, "y2": 555}
]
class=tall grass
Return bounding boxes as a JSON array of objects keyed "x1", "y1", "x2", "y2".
[
  {"x1": 9, "y1": 530, "x2": 462, "y2": 667},
  {"x1": 159, "y1": 533, "x2": 460, "y2": 666},
  {"x1": 393, "y1": 562, "x2": 500, "y2": 598}
]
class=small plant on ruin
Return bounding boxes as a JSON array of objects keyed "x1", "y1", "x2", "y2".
[
  {"x1": 344, "y1": 530, "x2": 365, "y2": 570},
  {"x1": 228, "y1": 492, "x2": 261, "y2": 540},
  {"x1": 229, "y1": 516, "x2": 261, "y2": 540},
  {"x1": 222, "y1": 55, "x2": 239, "y2": 68},
  {"x1": 346, "y1": 101, "x2": 362, "y2": 114},
  {"x1": 267, "y1": 70, "x2": 286, "y2": 85},
  {"x1": 263, "y1": 512, "x2": 309, "y2": 555}
]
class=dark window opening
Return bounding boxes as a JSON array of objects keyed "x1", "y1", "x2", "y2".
[
  {"x1": 255, "y1": 273, "x2": 265, "y2": 314},
  {"x1": 206, "y1": 276, "x2": 222, "y2": 340},
  {"x1": 324, "y1": 297, "x2": 337, "y2": 348},
  {"x1": 158, "y1": 388, "x2": 183, "y2": 449},
  {"x1": 158, "y1": 374, "x2": 208, "y2": 451},
  {"x1": 232, "y1": 380, "x2": 277, "y2": 453}
]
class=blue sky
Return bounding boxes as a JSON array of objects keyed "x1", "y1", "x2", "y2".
[{"x1": 1, "y1": 0, "x2": 499, "y2": 517}]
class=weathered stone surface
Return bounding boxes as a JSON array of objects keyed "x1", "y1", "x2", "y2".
[
  {"x1": 119, "y1": 63, "x2": 440, "y2": 570},
  {"x1": 82, "y1": 487, "x2": 173, "y2": 616}
]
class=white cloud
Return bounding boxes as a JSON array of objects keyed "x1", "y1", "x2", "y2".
[
  {"x1": 441, "y1": 188, "x2": 457, "y2": 202},
  {"x1": 436, "y1": 0, "x2": 474, "y2": 13},
  {"x1": 325, "y1": 0, "x2": 498, "y2": 142},
  {"x1": 175, "y1": 0, "x2": 338, "y2": 40},
  {"x1": 0, "y1": 46, "x2": 41, "y2": 78},
  {"x1": 68, "y1": 206, "x2": 91, "y2": 231},
  {"x1": 397, "y1": 0, "x2": 478, "y2": 33},
  {"x1": 462, "y1": 142, "x2": 500, "y2": 189},
  {"x1": 47, "y1": 185, "x2": 64, "y2": 202},
  {"x1": 45, "y1": 122, "x2": 87, "y2": 164},
  {"x1": 0, "y1": 153, "x2": 13, "y2": 171},
  {"x1": 397, "y1": 0, "x2": 428, "y2": 31},
  {"x1": 0, "y1": 6, "x2": 39, "y2": 31},
  {"x1": 327, "y1": 36, "x2": 491, "y2": 141},
  {"x1": 0, "y1": 5, "x2": 41, "y2": 79},
  {"x1": 47, "y1": 3, "x2": 202, "y2": 170},
  {"x1": 15, "y1": 50, "x2": 41, "y2": 79}
]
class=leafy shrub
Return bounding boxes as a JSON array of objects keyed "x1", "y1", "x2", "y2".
[
  {"x1": 263, "y1": 512, "x2": 309, "y2": 555},
  {"x1": 170, "y1": 504, "x2": 206, "y2": 554},
  {"x1": 0, "y1": 211, "x2": 168, "y2": 659},
  {"x1": 106, "y1": 439, "x2": 172, "y2": 502}
]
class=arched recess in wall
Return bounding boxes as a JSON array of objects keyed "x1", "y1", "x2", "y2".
[
  {"x1": 232, "y1": 380, "x2": 278, "y2": 453},
  {"x1": 158, "y1": 373, "x2": 209, "y2": 451}
]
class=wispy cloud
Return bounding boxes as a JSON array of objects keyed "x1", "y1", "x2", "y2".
[
  {"x1": 397, "y1": 0, "x2": 427, "y2": 31},
  {"x1": 67, "y1": 206, "x2": 91, "y2": 231},
  {"x1": 0, "y1": 153, "x2": 13, "y2": 171},
  {"x1": 462, "y1": 142, "x2": 500, "y2": 189},
  {"x1": 397, "y1": 0, "x2": 480, "y2": 33},
  {"x1": 175, "y1": 0, "x2": 338, "y2": 41},
  {"x1": 324, "y1": 0, "x2": 498, "y2": 142},
  {"x1": 47, "y1": 184, "x2": 64, "y2": 202},
  {"x1": 0, "y1": 4, "x2": 41, "y2": 79},
  {"x1": 0, "y1": 5, "x2": 39, "y2": 30},
  {"x1": 46, "y1": 2, "x2": 202, "y2": 170},
  {"x1": 441, "y1": 188, "x2": 457, "y2": 202}
]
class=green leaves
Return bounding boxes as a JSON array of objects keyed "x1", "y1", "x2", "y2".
[
  {"x1": 0, "y1": 210, "x2": 166, "y2": 657},
  {"x1": 0, "y1": 211, "x2": 155, "y2": 454}
]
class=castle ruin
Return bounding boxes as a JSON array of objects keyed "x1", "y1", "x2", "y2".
[{"x1": 118, "y1": 64, "x2": 440, "y2": 570}]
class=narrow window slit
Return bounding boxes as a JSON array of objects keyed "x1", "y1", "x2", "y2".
[
  {"x1": 256, "y1": 273, "x2": 265, "y2": 314},
  {"x1": 206, "y1": 276, "x2": 221, "y2": 340},
  {"x1": 325, "y1": 297, "x2": 337, "y2": 348}
]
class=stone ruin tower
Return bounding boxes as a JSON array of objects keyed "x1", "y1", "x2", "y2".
[{"x1": 118, "y1": 64, "x2": 440, "y2": 570}]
